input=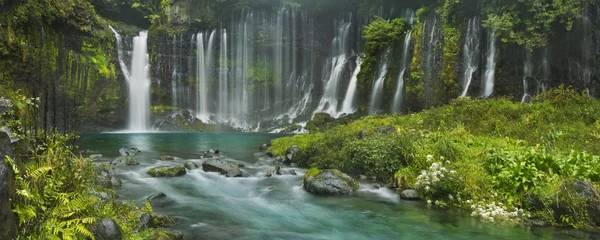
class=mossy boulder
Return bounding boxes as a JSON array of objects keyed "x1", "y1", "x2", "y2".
[
  {"x1": 202, "y1": 158, "x2": 242, "y2": 177},
  {"x1": 119, "y1": 147, "x2": 140, "y2": 156},
  {"x1": 551, "y1": 179, "x2": 600, "y2": 226},
  {"x1": 147, "y1": 165, "x2": 187, "y2": 177},
  {"x1": 160, "y1": 155, "x2": 177, "y2": 161},
  {"x1": 110, "y1": 156, "x2": 139, "y2": 166},
  {"x1": 146, "y1": 228, "x2": 183, "y2": 240},
  {"x1": 303, "y1": 169, "x2": 359, "y2": 195},
  {"x1": 184, "y1": 161, "x2": 199, "y2": 170}
]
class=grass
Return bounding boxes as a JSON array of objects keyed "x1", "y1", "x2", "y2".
[{"x1": 270, "y1": 86, "x2": 600, "y2": 227}]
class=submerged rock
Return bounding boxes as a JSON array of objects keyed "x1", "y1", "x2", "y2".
[
  {"x1": 92, "y1": 218, "x2": 123, "y2": 240},
  {"x1": 400, "y1": 189, "x2": 420, "y2": 200},
  {"x1": 89, "y1": 154, "x2": 103, "y2": 161},
  {"x1": 119, "y1": 147, "x2": 140, "y2": 156},
  {"x1": 147, "y1": 192, "x2": 167, "y2": 201},
  {"x1": 303, "y1": 169, "x2": 359, "y2": 195},
  {"x1": 202, "y1": 158, "x2": 242, "y2": 177},
  {"x1": 184, "y1": 161, "x2": 199, "y2": 170},
  {"x1": 147, "y1": 165, "x2": 187, "y2": 177}
]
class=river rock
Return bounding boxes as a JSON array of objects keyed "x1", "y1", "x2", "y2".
[
  {"x1": 147, "y1": 165, "x2": 187, "y2": 177},
  {"x1": 89, "y1": 154, "x2": 103, "y2": 161},
  {"x1": 161, "y1": 155, "x2": 177, "y2": 161},
  {"x1": 303, "y1": 169, "x2": 359, "y2": 195},
  {"x1": 119, "y1": 147, "x2": 140, "y2": 156},
  {"x1": 284, "y1": 145, "x2": 299, "y2": 165},
  {"x1": 551, "y1": 179, "x2": 600, "y2": 226},
  {"x1": 110, "y1": 156, "x2": 139, "y2": 166},
  {"x1": 147, "y1": 192, "x2": 167, "y2": 201},
  {"x1": 0, "y1": 131, "x2": 16, "y2": 239},
  {"x1": 147, "y1": 228, "x2": 183, "y2": 240},
  {"x1": 184, "y1": 161, "x2": 199, "y2": 170},
  {"x1": 259, "y1": 143, "x2": 271, "y2": 152},
  {"x1": 92, "y1": 191, "x2": 115, "y2": 202},
  {"x1": 202, "y1": 149, "x2": 220, "y2": 158},
  {"x1": 400, "y1": 189, "x2": 420, "y2": 200},
  {"x1": 95, "y1": 163, "x2": 121, "y2": 188},
  {"x1": 92, "y1": 218, "x2": 123, "y2": 240},
  {"x1": 202, "y1": 158, "x2": 242, "y2": 177}
]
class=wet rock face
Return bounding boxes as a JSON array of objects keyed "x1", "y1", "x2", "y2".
[
  {"x1": 202, "y1": 158, "x2": 242, "y2": 177},
  {"x1": 0, "y1": 131, "x2": 16, "y2": 239},
  {"x1": 303, "y1": 169, "x2": 359, "y2": 195}
]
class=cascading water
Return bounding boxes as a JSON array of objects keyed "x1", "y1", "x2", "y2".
[
  {"x1": 196, "y1": 32, "x2": 209, "y2": 120},
  {"x1": 580, "y1": 5, "x2": 594, "y2": 94},
  {"x1": 522, "y1": 50, "x2": 533, "y2": 102},
  {"x1": 219, "y1": 29, "x2": 229, "y2": 119},
  {"x1": 391, "y1": 31, "x2": 413, "y2": 113},
  {"x1": 421, "y1": 16, "x2": 442, "y2": 105},
  {"x1": 368, "y1": 49, "x2": 390, "y2": 114},
  {"x1": 110, "y1": 27, "x2": 151, "y2": 132},
  {"x1": 482, "y1": 31, "x2": 497, "y2": 97},
  {"x1": 314, "y1": 19, "x2": 352, "y2": 117},
  {"x1": 339, "y1": 57, "x2": 362, "y2": 115},
  {"x1": 461, "y1": 17, "x2": 480, "y2": 97}
]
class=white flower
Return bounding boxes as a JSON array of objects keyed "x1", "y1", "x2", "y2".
[
  {"x1": 425, "y1": 186, "x2": 430, "y2": 191},
  {"x1": 450, "y1": 170, "x2": 456, "y2": 174},
  {"x1": 448, "y1": 194, "x2": 454, "y2": 200},
  {"x1": 427, "y1": 200, "x2": 432, "y2": 205},
  {"x1": 427, "y1": 155, "x2": 433, "y2": 161},
  {"x1": 466, "y1": 200, "x2": 471, "y2": 204}
]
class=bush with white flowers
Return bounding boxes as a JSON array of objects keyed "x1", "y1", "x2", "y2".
[
  {"x1": 470, "y1": 200, "x2": 529, "y2": 223},
  {"x1": 415, "y1": 155, "x2": 465, "y2": 206}
]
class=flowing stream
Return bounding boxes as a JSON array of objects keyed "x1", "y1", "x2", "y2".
[{"x1": 78, "y1": 133, "x2": 576, "y2": 240}]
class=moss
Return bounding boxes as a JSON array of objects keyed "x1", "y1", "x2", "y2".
[
  {"x1": 305, "y1": 167, "x2": 321, "y2": 178},
  {"x1": 147, "y1": 165, "x2": 187, "y2": 177}
]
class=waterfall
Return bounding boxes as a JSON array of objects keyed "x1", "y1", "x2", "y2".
[
  {"x1": 196, "y1": 32, "x2": 209, "y2": 120},
  {"x1": 539, "y1": 47, "x2": 550, "y2": 93},
  {"x1": 522, "y1": 50, "x2": 533, "y2": 102},
  {"x1": 580, "y1": 6, "x2": 594, "y2": 94},
  {"x1": 482, "y1": 31, "x2": 497, "y2": 97},
  {"x1": 421, "y1": 16, "x2": 442, "y2": 105},
  {"x1": 368, "y1": 50, "x2": 390, "y2": 114},
  {"x1": 314, "y1": 18, "x2": 352, "y2": 117},
  {"x1": 391, "y1": 31, "x2": 413, "y2": 113},
  {"x1": 109, "y1": 27, "x2": 151, "y2": 131},
  {"x1": 339, "y1": 57, "x2": 362, "y2": 115},
  {"x1": 219, "y1": 29, "x2": 229, "y2": 119},
  {"x1": 461, "y1": 17, "x2": 480, "y2": 97}
]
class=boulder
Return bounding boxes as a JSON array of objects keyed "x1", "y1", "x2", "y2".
[
  {"x1": 147, "y1": 192, "x2": 167, "y2": 201},
  {"x1": 161, "y1": 155, "x2": 176, "y2": 161},
  {"x1": 202, "y1": 158, "x2": 242, "y2": 177},
  {"x1": 92, "y1": 191, "x2": 115, "y2": 202},
  {"x1": 551, "y1": 179, "x2": 600, "y2": 226},
  {"x1": 184, "y1": 161, "x2": 199, "y2": 170},
  {"x1": 92, "y1": 218, "x2": 123, "y2": 240},
  {"x1": 281, "y1": 169, "x2": 297, "y2": 175},
  {"x1": 202, "y1": 149, "x2": 220, "y2": 158},
  {"x1": 95, "y1": 164, "x2": 121, "y2": 188},
  {"x1": 400, "y1": 189, "x2": 420, "y2": 200},
  {"x1": 119, "y1": 147, "x2": 140, "y2": 156},
  {"x1": 303, "y1": 169, "x2": 359, "y2": 195},
  {"x1": 89, "y1": 154, "x2": 103, "y2": 161},
  {"x1": 284, "y1": 145, "x2": 299, "y2": 165},
  {"x1": 259, "y1": 143, "x2": 271, "y2": 152},
  {"x1": 147, "y1": 228, "x2": 183, "y2": 240},
  {"x1": 265, "y1": 165, "x2": 282, "y2": 177},
  {"x1": 147, "y1": 165, "x2": 187, "y2": 177},
  {"x1": 110, "y1": 156, "x2": 139, "y2": 166},
  {"x1": 0, "y1": 131, "x2": 16, "y2": 239}
]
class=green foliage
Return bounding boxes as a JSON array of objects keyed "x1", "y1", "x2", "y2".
[
  {"x1": 363, "y1": 17, "x2": 406, "y2": 49},
  {"x1": 131, "y1": 0, "x2": 171, "y2": 25},
  {"x1": 480, "y1": 0, "x2": 591, "y2": 49},
  {"x1": 305, "y1": 167, "x2": 321, "y2": 178},
  {"x1": 271, "y1": 87, "x2": 600, "y2": 227}
]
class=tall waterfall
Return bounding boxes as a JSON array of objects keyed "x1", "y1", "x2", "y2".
[
  {"x1": 368, "y1": 50, "x2": 390, "y2": 114},
  {"x1": 339, "y1": 57, "x2": 362, "y2": 115},
  {"x1": 314, "y1": 18, "x2": 352, "y2": 117},
  {"x1": 391, "y1": 31, "x2": 413, "y2": 113},
  {"x1": 522, "y1": 50, "x2": 533, "y2": 102},
  {"x1": 109, "y1": 28, "x2": 151, "y2": 132},
  {"x1": 461, "y1": 17, "x2": 480, "y2": 97},
  {"x1": 482, "y1": 31, "x2": 497, "y2": 97},
  {"x1": 196, "y1": 32, "x2": 209, "y2": 120},
  {"x1": 580, "y1": 5, "x2": 594, "y2": 94},
  {"x1": 421, "y1": 16, "x2": 442, "y2": 105},
  {"x1": 219, "y1": 29, "x2": 229, "y2": 118}
]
